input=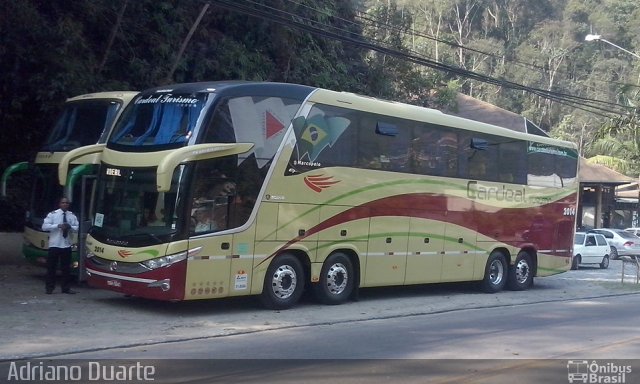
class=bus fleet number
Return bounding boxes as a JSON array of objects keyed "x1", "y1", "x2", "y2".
[{"x1": 563, "y1": 207, "x2": 576, "y2": 216}]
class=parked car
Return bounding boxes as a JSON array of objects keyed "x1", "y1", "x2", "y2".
[
  {"x1": 588, "y1": 228, "x2": 640, "y2": 259},
  {"x1": 572, "y1": 232, "x2": 610, "y2": 270},
  {"x1": 624, "y1": 228, "x2": 640, "y2": 237}
]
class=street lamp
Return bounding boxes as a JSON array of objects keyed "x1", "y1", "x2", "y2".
[{"x1": 584, "y1": 34, "x2": 640, "y2": 60}]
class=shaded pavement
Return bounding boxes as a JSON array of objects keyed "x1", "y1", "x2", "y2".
[{"x1": 2, "y1": 251, "x2": 639, "y2": 360}]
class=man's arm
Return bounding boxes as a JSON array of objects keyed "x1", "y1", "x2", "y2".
[{"x1": 41, "y1": 212, "x2": 56, "y2": 232}]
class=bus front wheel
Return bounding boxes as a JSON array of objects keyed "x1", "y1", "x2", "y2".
[
  {"x1": 260, "y1": 254, "x2": 305, "y2": 310},
  {"x1": 480, "y1": 251, "x2": 507, "y2": 293},
  {"x1": 507, "y1": 251, "x2": 533, "y2": 291},
  {"x1": 313, "y1": 253, "x2": 354, "y2": 305}
]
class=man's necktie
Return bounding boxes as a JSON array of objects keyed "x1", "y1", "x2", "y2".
[{"x1": 62, "y1": 211, "x2": 68, "y2": 238}]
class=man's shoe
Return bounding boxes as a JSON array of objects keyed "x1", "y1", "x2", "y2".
[{"x1": 62, "y1": 289, "x2": 77, "y2": 294}]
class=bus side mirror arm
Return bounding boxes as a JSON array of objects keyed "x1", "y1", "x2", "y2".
[
  {"x1": 58, "y1": 144, "x2": 106, "y2": 186},
  {"x1": 1, "y1": 161, "x2": 29, "y2": 197},
  {"x1": 156, "y1": 143, "x2": 254, "y2": 192}
]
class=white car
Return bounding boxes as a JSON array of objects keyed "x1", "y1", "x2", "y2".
[{"x1": 572, "y1": 232, "x2": 610, "y2": 270}]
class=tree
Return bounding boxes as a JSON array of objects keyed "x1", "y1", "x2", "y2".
[{"x1": 588, "y1": 101, "x2": 640, "y2": 176}]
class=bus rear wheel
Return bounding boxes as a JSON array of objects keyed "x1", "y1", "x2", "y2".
[
  {"x1": 507, "y1": 251, "x2": 533, "y2": 291},
  {"x1": 260, "y1": 254, "x2": 305, "y2": 310},
  {"x1": 480, "y1": 251, "x2": 507, "y2": 293},
  {"x1": 313, "y1": 253, "x2": 354, "y2": 305}
]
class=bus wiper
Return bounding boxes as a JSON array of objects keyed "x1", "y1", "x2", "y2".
[{"x1": 126, "y1": 232, "x2": 163, "y2": 244}]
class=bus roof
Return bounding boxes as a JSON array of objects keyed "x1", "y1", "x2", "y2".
[
  {"x1": 140, "y1": 81, "x2": 315, "y2": 100},
  {"x1": 308, "y1": 88, "x2": 577, "y2": 150},
  {"x1": 136, "y1": 81, "x2": 576, "y2": 150},
  {"x1": 66, "y1": 91, "x2": 139, "y2": 104}
]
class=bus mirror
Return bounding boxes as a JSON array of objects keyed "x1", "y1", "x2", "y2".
[
  {"x1": 470, "y1": 138, "x2": 489, "y2": 150},
  {"x1": 156, "y1": 143, "x2": 254, "y2": 192},
  {"x1": 1, "y1": 161, "x2": 29, "y2": 197},
  {"x1": 376, "y1": 122, "x2": 398, "y2": 136},
  {"x1": 291, "y1": 116, "x2": 306, "y2": 131},
  {"x1": 58, "y1": 144, "x2": 106, "y2": 186}
]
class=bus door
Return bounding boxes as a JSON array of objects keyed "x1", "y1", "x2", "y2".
[
  {"x1": 365, "y1": 213, "x2": 410, "y2": 286},
  {"x1": 185, "y1": 196, "x2": 234, "y2": 300},
  {"x1": 77, "y1": 174, "x2": 96, "y2": 282},
  {"x1": 405, "y1": 215, "x2": 445, "y2": 284}
]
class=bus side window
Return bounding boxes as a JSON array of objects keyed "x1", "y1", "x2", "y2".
[
  {"x1": 201, "y1": 99, "x2": 236, "y2": 144},
  {"x1": 410, "y1": 127, "x2": 439, "y2": 175},
  {"x1": 464, "y1": 134, "x2": 498, "y2": 181},
  {"x1": 356, "y1": 114, "x2": 410, "y2": 172},
  {"x1": 498, "y1": 140, "x2": 527, "y2": 184},
  {"x1": 290, "y1": 105, "x2": 355, "y2": 167},
  {"x1": 357, "y1": 116, "x2": 381, "y2": 168},
  {"x1": 438, "y1": 131, "x2": 458, "y2": 177},
  {"x1": 528, "y1": 149, "x2": 559, "y2": 187}
]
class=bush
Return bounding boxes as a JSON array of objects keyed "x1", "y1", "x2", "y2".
[{"x1": 0, "y1": 198, "x2": 25, "y2": 232}]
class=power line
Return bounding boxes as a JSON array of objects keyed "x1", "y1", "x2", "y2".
[{"x1": 210, "y1": 0, "x2": 633, "y2": 117}]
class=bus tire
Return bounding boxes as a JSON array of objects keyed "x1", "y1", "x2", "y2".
[
  {"x1": 259, "y1": 254, "x2": 305, "y2": 310},
  {"x1": 313, "y1": 253, "x2": 354, "y2": 305},
  {"x1": 507, "y1": 251, "x2": 533, "y2": 291},
  {"x1": 480, "y1": 251, "x2": 507, "y2": 293}
]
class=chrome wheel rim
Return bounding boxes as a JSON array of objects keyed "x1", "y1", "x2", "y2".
[
  {"x1": 515, "y1": 259, "x2": 530, "y2": 284},
  {"x1": 489, "y1": 259, "x2": 504, "y2": 285},
  {"x1": 326, "y1": 262, "x2": 348, "y2": 294},
  {"x1": 270, "y1": 264, "x2": 298, "y2": 299}
]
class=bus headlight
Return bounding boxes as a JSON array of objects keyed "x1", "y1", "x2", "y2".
[{"x1": 142, "y1": 251, "x2": 187, "y2": 270}]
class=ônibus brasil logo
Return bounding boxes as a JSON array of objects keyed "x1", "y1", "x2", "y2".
[{"x1": 567, "y1": 360, "x2": 632, "y2": 383}]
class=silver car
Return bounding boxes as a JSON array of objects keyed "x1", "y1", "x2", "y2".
[
  {"x1": 588, "y1": 228, "x2": 640, "y2": 259},
  {"x1": 624, "y1": 228, "x2": 640, "y2": 236}
]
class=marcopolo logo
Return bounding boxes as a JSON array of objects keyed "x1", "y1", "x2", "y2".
[{"x1": 567, "y1": 360, "x2": 632, "y2": 383}]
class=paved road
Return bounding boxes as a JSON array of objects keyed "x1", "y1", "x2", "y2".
[{"x1": 2, "y1": 257, "x2": 639, "y2": 360}]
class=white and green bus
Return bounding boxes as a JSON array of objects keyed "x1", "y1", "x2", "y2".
[
  {"x1": 2, "y1": 91, "x2": 137, "y2": 267},
  {"x1": 59, "y1": 82, "x2": 578, "y2": 308}
]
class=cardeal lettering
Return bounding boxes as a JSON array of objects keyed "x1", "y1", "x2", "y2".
[{"x1": 467, "y1": 181, "x2": 525, "y2": 202}]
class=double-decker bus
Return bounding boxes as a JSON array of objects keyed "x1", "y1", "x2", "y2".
[
  {"x1": 59, "y1": 82, "x2": 578, "y2": 309},
  {"x1": 2, "y1": 91, "x2": 138, "y2": 267}
]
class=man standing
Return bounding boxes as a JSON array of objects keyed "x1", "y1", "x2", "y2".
[{"x1": 42, "y1": 197, "x2": 79, "y2": 294}]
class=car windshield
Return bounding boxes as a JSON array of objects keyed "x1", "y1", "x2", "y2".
[
  {"x1": 574, "y1": 234, "x2": 585, "y2": 245},
  {"x1": 614, "y1": 229, "x2": 637, "y2": 239}
]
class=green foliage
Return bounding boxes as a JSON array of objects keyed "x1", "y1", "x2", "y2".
[{"x1": 4, "y1": 0, "x2": 640, "y2": 224}]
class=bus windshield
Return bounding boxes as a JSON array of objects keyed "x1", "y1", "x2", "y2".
[
  {"x1": 91, "y1": 166, "x2": 184, "y2": 245},
  {"x1": 43, "y1": 100, "x2": 122, "y2": 152},
  {"x1": 28, "y1": 164, "x2": 62, "y2": 228},
  {"x1": 109, "y1": 93, "x2": 210, "y2": 148}
]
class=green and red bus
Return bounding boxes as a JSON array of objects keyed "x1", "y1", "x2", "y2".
[
  {"x1": 2, "y1": 91, "x2": 137, "y2": 267},
  {"x1": 59, "y1": 82, "x2": 578, "y2": 308}
]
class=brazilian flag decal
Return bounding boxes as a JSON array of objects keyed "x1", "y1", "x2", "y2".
[{"x1": 295, "y1": 115, "x2": 350, "y2": 162}]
